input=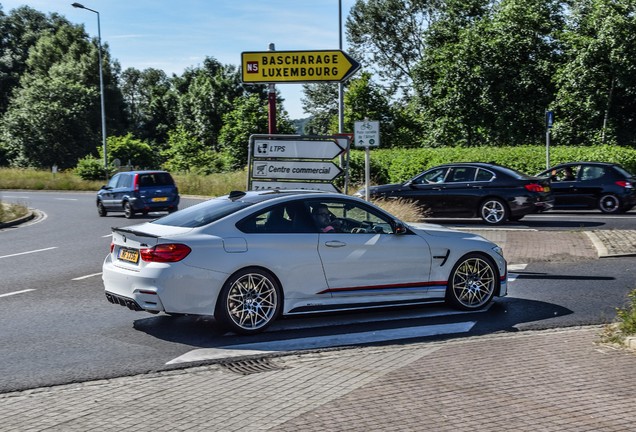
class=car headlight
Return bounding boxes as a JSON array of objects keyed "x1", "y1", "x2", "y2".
[{"x1": 492, "y1": 246, "x2": 504, "y2": 257}]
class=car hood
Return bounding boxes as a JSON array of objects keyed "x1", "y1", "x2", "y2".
[
  {"x1": 408, "y1": 222, "x2": 490, "y2": 241},
  {"x1": 367, "y1": 183, "x2": 406, "y2": 194}
]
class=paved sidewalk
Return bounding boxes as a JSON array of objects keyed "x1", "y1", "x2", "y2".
[
  {"x1": 1, "y1": 327, "x2": 635, "y2": 431},
  {"x1": 2, "y1": 229, "x2": 636, "y2": 431}
]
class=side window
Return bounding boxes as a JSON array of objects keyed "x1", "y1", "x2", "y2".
[
  {"x1": 551, "y1": 166, "x2": 578, "y2": 181},
  {"x1": 308, "y1": 200, "x2": 397, "y2": 234},
  {"x1": 447, "y1": 167, "x2": 476, "y2": 182},
  {"x1": 476, "y1": 169, "x2": 495, "y2": 182},
  {"x1": 117, "y1": 174, "x2": 131, "y2": 188},
  {"x1": 107, "y1": 174, "x2": 120, "y2": 188},
  {"x1": 416, "y1": 167, "x2": 448, "y2": 184},
  {"x1": 236, "y1": 202, "x2": 313, "y2": 234},
  {"x1": 580, "y1": 166, "x2": 605, "y2": 181}
]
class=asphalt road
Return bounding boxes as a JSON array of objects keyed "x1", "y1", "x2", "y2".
[{"x1": 0, "y1": 191, "x2": 634, "y2": 393}]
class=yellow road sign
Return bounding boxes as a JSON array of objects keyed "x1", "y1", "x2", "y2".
[{"x1": 241, "y1": 50, "x2": 360, "y2": 83}]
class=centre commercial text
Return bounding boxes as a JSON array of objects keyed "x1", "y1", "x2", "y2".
[
  {"x1": 266, "y1": 165, "x2": 333, "y2": 175},
  {"x1": 258, "y1": 53, "x2": 341, "y2": 78}
]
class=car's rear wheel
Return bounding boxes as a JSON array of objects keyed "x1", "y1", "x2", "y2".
[
  {"x1": 598, "y1": 194, "x2": 621, "y2": 214},
  {"x1": 123, "y1": 202, "x2": 134, "y2": 219},
  {"x1": 446, "y1": 254, "x2": 497, "y2": 310},
  {"x1": 97, "y1": 201, "x2": 107, "y2": 217},
  {"x1": 215, "y1": 267, "x2": 282, "y2": 335},
  {"x1": 479, "y1": 198, "x2": 508, "y2": 225}
]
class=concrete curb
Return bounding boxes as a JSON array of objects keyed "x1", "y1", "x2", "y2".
[{"x1": 0, "y1": 209, "x2": 34, "y2": 229}]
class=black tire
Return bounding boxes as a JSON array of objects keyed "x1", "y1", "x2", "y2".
[
  {"x1": 479, "y1": 198, "x2": 508, "y2": 225},
  {"x1": 446, "y1": 253, "x2": 497, "y2": 311},
  {"x1": 97, "y1": 201, "x2": 107, "y2": 217},
  {"x1": 215, "y1": 267, "x2": 282, "y2": 335},
  {"x1": 598, "y1": 194, "x2": 621, "y2": 214},
  {"x1": 123, "y1": 202, "x2": 134, "y2": 219}
]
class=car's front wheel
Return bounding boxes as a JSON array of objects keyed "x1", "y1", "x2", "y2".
[
  {"x1": 215, "y1": 267, "x2": 282, "y2": 335},
  {"x1": 446, "y1": 254, "x2": 497, "y2": 310},
  {"x1": 97, "y1": 201, "x2": 107, "y2": 217},
  {"x1": 479, "y1": 198, "x2": 508, "y2": 224},
  {"x1": 598, "y1": 194, "x2": 621, "y2": 214}
]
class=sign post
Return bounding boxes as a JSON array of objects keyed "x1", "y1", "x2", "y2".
[
  {"x1": 546, "y1": 110, "x2": 554, "y2": 169},
  {"x1": 354, "y1": 120, "x2": 380, "y2": 201},
  {"x1": 248, "y1": 135, "x2": 345, "y2": 192}
]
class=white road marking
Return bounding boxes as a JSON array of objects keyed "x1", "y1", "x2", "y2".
[
  {"x1": 102, "y1": 234, "x2": 112, "y2": 238},
  {"x1": 1, "y1": 195, "x2": 30, "y2": 199},
  {"x1": 72, "y1": 272, "x2": 102, "y2": 281},
  {"x1": 54, "y1": 198, "x2": 78, "y2": 201},
  {"x1": 166, "y1": 321, "x2": 476, "y2": 365},
  {"x1": 0, "y1": 246, "x2": 58, "y2": 259},
  {"x1": 0, "y1": 289, "x2": 36, "y2": 298},
  {"x1": 508, "y1": 263, "x2": 527, "y2": 282}
]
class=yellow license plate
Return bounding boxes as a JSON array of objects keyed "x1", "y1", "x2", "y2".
[
  {"x1": 118, "y1": 248, "x2": 139, "y2": 263},
  {"x1": 152, "y1": 197, "x2": 168, "y2": 202}
]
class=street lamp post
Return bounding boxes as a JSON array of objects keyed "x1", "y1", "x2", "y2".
[{"x1": 72, "y1": 2, "x2": 108, "y2": 178}]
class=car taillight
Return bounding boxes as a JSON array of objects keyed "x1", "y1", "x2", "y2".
[
  {"x1": 140, "y1": 244, "x2": 191, "y2": 262},
  {"x1": 616, "y1": 180, "x2": 632, "y2": 188},
  {"x1": 133, "y1": 173, "x2": 139, "y2": 192},
  {"x1": 110, "y1": 242, "x2": 115, "y2": 253},
  {"x1": 524, "y1": 183, "x2": 545, "y2": 192}
]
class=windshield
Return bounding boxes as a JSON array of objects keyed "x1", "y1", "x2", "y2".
[{"x1": 152, "y1": 197, "x2": 253, "y2": 228}]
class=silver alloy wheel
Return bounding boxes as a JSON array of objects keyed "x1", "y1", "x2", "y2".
[
  {"x1": 480, "y1": 199, "x2": 507, "y2": 224},
  {"x1": 225, "y1": 272, "x2": 278, "y2": 332},
  {"x1": 599, "y1": 194, "x2": 620, "y2": 213},
  {"x1": 449, "y1": 256, "x2": 496, "y2": 309}
]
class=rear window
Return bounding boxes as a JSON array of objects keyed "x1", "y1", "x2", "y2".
[
  {"x1": 152, "y1": 198, "x2": 253, "y2": 228},
  {"x1": 139, "y1": 172, "x2": 175, "y2": 187}
]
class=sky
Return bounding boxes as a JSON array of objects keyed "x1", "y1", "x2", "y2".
[{"x1": 1, "y1": 0, "x2": 358, "y2": 119}]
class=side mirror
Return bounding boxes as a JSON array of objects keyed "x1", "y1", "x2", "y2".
[{"x1": 393, "y1": 220, "x2": 408, "y2": 235}]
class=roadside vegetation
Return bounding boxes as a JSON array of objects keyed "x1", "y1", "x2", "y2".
[
  {"x1": 600, "y1": 289, "x2": 636, "y2": 346},
  {"x1": 0, "y1": 200, "x2": 29, "y2": 224}
]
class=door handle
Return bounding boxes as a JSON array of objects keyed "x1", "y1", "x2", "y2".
[{"x1": 325, "y1": 241, "x2": 346, "y2": 248}]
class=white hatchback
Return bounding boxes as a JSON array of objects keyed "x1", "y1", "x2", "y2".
[{"x1": 103, "y1": 190, "x2": 507, "y2": 334}]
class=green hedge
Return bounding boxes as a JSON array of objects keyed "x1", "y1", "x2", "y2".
[{"x1": 348, "y1": 145, "x2": 636, "y2": 185}]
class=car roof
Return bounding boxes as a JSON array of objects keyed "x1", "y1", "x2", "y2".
[
  {"x1": 225, "y1": 189, "x2": 336, "y2": 205},
  {"x1": 117, "y1": 170, "x2": 171, "y2": 175}
]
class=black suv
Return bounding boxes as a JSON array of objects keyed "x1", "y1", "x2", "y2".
[{"x1": 96, "y1": 171, "x2": 179, "y2": 218}]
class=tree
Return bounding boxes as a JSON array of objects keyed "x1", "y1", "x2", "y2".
[
  {"x1": 218, "y1": 94, "x2": 295, "y2": 169},
  {"x1": 101, "y1": 133, "x2": 156, "y2": 169},
  {"x1": 346, "y1": 0, "x2": 437, "y2": 94},
  {"x1": 1, "y1": 23, "x2": 101, "y2": 168},
  {"x1": 120, "y1": 67, "x2": 177, "y2": 147},
  {"x1": 414, "y1": 0, "x2": 564, "y2": 146},
  {"x1": 0, "y1": 6, "x2": 66, "y2": 115},
  {"x1": 553, "y1": 0, "x2": 636, "y2": 146}
]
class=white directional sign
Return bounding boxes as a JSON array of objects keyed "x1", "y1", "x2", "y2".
[
  {"x1": 252, "y1": 160, "x2": 342, "y2": 181},
  {"x1": 254, "y1": 139, "x2": 344, "y2": 159},
  {"x1": 251, "y1": 181, "x2": 340, "y2": 193},
  {"x1": 354, "y1": 120, "x2": 380, "y2": 148}
]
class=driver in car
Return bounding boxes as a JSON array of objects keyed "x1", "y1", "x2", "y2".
[{"x1": 311, "y1": 204, "x2": 340, "y2": 233}]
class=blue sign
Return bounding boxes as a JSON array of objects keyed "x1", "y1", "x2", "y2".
[{"x1": 546, "y1": 111, "x2": 554, "y2": 129}]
